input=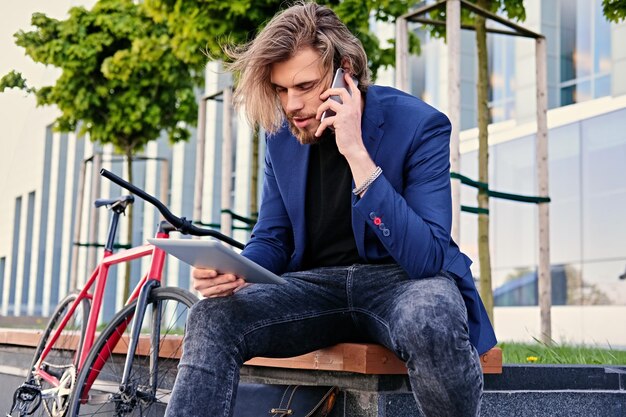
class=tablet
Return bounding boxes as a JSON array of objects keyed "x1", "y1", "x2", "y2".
[{"x1": 148, "y1": 238, "x2": 287, "y2": 285}]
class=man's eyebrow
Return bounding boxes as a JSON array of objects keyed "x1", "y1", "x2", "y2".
[{"x1": 271, "y1": 79, "x2": 322, "y2": 89}]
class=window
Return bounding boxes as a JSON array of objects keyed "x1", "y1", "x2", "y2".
[
  {"x1": 488, "y1": 34, "x2": 516, "y2": 123},
  {"x1": 559, "y1": 0, "x2": 612, "y2": 105}
]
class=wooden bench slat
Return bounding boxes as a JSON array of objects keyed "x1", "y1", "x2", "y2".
[
  {"x1": 245, "y1": 343, "x2": 502, "y2": 374},
  {"x1": 0, "y1": 328, "x2": 502, "y2": 374}
]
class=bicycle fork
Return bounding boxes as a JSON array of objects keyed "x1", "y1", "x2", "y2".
[{"x1": 116, "y1": 279, "x2": 161, "y2": 413}]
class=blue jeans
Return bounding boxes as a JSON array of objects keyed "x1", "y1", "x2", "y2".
[{"x1": 165, "y1": 264, "x2": 483, "y2": 417}]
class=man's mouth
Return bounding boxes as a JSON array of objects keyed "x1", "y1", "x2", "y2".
[{"x1": 289, "y1": 114, "x2": 316, "y2": 129}]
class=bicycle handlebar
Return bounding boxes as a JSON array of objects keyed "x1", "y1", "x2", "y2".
[{"x1": 100, "y1": 168, "x2": 245, "y2": 250}]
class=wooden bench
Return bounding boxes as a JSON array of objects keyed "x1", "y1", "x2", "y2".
[
  {"x1": 0, "y1": 328, "x2": 502, "y2": 375},
  {"x1": 246, "y1": 344, "x2": 502, "y2": 374}
]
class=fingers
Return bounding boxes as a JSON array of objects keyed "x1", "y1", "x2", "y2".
[
  {"x1": 344, "y1": 73, "x2": 360, "y2": 98},
  {"x1": 319, "y1": 72, "x2": 360, "y2": 101},
  {"x1": 192, "y1": 268, "x2": 247, "y2": 298},
  {"x1": 319, "y1": 86, "x2": 351, "y2": 103},
  {"x1": 192, "y1": 268, "x2": 217, "y2": 280}
]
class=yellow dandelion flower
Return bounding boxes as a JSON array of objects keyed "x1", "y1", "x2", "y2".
[{"x1": 526, "y1": 356, "x2": 539, "y2": 363}]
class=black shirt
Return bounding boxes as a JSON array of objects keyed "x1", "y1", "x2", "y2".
[{"x1": 301, "y1": 134, "x2": 362, "y2": 269}]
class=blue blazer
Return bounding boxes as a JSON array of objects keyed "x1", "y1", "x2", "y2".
[{"x1": 242, "y1": 85, "x2": 497, "y2": 355}]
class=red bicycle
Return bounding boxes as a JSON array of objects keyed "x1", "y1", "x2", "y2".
[{"x1": 8, "y1": 168, "x2": 243, "y2": 417}]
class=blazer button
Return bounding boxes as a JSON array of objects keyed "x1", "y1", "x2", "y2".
[
  {"x1": 382, "y1": 229, "x2": 390, "y2": 237},
  {"x1": 378, "y1": 223, "x2": 385, "y2": 230},
  {"x1": 369, "y1": 212, "x2": 376, "y2": 220}
]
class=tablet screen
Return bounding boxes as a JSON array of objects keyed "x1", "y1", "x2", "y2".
[{"x1": 148, "y1": 238, "x2": 287, "y2": 285}]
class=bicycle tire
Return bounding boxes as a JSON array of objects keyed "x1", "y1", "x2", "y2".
[
  {"x1": 68, "y1": 287, "x2": 198, "y2": 417},
  {"x1": 28, "y1": 292, "x2": 91, "y2": 417}
]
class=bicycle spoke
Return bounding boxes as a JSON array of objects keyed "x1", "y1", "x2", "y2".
[{"x1": 69, "y1": 288, "x2": 196, "y2": 417}]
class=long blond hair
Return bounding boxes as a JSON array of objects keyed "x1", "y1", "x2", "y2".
[{"x1": 225, "y1": 2, "x2": 371, "y2": 133}]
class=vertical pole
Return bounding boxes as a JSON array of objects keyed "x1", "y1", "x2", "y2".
[
  {"x1": 536, "y1": 37, "x2": 552, "y2": 344},
  {"x1": 161, "y1": 158, "x2": 170, "y2": 208},
  {"x1": 395, "y1": 17, "x2": 409, "y2": 92},
  {"x1": 86, "y1": 152, "x2": 102, "y2": 274},
  {"x1": 447, "y1": 0, "x2": 462, "y2": 243},
  {"x1": 221, "y1": 88, "x2": 233, "y2": 237},
  {"x1": 194, "y1": 97, "x2": 207, "y2": 224},
  {"x1": 69, "y1": 157, "x2": 89, "y2": 290}
]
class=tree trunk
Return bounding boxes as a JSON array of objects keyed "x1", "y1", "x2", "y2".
[
  {"x1": 124, "y1": 149, "x2": 134, "y2": 302},
  {"x1": 475, "y1": 0, "x2": 494, "y2": 323}
]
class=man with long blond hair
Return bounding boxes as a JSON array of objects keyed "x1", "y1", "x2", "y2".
[{"x1": 166, "y1": 2, "x2": 496, "y2": 416}]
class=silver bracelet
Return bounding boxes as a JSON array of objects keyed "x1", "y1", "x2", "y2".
[{"x1": 352, "y1": 166, "x2": 382, "y2": 196}]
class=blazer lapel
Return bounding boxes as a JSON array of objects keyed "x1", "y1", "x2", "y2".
[{"x1": 284, "y1": 139, "x2": 310, "y2": 264}]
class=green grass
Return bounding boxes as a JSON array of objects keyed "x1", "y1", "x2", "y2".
[{"x1": 500, "y1": 341, "x2": 626, "y2": 365}]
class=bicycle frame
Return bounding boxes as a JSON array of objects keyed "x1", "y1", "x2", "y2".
[
  {"x1": 7, "y1": 170, "x2": 244, "y2": 417},
  {"x1": 34, "y1": 228, "x2": 170, "y2": 395}
]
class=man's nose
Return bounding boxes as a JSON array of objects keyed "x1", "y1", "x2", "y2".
[{"x1": 285, "y1": 90, "x2": 304, "y2": 113}]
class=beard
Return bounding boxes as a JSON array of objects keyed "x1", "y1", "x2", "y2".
[{"x1": 286, "y1": 112, "x2": 321, "y2": 145}]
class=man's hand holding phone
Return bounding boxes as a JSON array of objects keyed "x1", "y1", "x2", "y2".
[
  {"x1": 316, "y1": 68, "x2": 378, "y2": 196},
  {"x1": 316, "y1": 68, "x2": 365, "y2": 157},
  {"x1": 192, "y1": 268, "x2": 247, "y2": 298}
]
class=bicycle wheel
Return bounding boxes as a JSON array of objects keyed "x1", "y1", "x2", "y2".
[
  {"x1": 68, "y1": 287, "x2": 197, "y2": 417},
  {"x1": 28, "y1": 292, "x2": 90, "y2": 417}
]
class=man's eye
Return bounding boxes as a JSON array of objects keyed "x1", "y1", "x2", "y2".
[{"x1": 275, "y1": 86, "x2": 287, "y2": 94}]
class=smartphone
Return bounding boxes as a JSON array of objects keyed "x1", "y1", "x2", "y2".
[{"x1": 320, "y1": 68, "x2": 359, "y2": 123}]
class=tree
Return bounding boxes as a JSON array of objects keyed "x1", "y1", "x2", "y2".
[
  {"x1": 144, "y1": 0, "x2": 421, "y2": 77},
  {"x1": 0, "y1": 0, "x2": 198, "y2": 300},
  {"x1": 602, "y1": 0, "x2": 626, "y2": 22},
  {"x1": 428, "y1": 0, "x2": 526, "y2": 324}
]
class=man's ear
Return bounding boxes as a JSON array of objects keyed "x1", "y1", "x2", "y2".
[{"x1": 340, "y1": 57, "x2": 353, "y2": 74}]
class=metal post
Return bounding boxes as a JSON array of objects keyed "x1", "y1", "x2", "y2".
[
  {"x1": 221, "y1": 88, "x2": 234, "y2": 237},
  {"x1": 194, "y1": 97, "x2": 207, "y2": 223},
  {"x1": 69, "y1": 157, "x2": 90, "y2": 290},
  {"x1": 86, "y1": 153, "x2": 102, "y2": 274},
  {"x1": 536, "y1": 37, "x2": 551, "y2": 344},
  {"x1": 395, "y1": 17, "x2": 409, "y2": 92},
  {"x1": 447, "y1": 0, "x2": 462, "y2": 243},
  {"x1": 160, "y1": 158, "x2": 170, "y2": 208}
]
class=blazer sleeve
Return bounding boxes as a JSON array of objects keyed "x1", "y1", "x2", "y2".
[
  {"x1": 241, "y1": 145, "x2": 294, "y2": 275},
  {"x1": 353, "y1": 111, "x2": 452, "y2": 278}
]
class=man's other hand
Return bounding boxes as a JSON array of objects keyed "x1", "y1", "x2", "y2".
[{"x1": 192, "y1": 268, "x2": 247, "y2": 298}]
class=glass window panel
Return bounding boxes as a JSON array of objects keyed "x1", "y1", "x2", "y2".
[
  {"x1": 492, "y1": 136, "x2": 536, "y2": 269},
  {"x1": 492, "y1": 199, "x2": 536, "y2": 269},
  {"x1": 582, "y1": 110, "x2": 626, "y2": 195},
  {"x1": 460, "y1": 150, "x2": 478, "y2": 207},
  {"x1": 594, "y1": 0, "x2": 612, "y2": 75},
  {"x1": 561, "y1": 84, "x2": 575, "y2": 106},
  {"x1": 492, "y1": 264, "x2": 582, "y2": 306},
  {"x1": 549, "y1": 123, "x2": 581, "y2": 201},
  {"x1": 493, "y1": 136, "x2": 536, "y2": 195},
  {"x1": 594, "y1": 74, "x2": 611, "y2": 99},
  {"x1": 460, "y1": 211, "x2": 479, "y2": 272},
  {"x1": 560, "y1": 0, "x2": 577, "y2": 83},
  {"x1": 583, "y1": 190, "x2": 626, "y2": 260},
  {"x1": 548, "y1": 124, "x2": 582, "y2": 265},
  {"x1": 575, "y1": 0, "x2": 592, "y2": 78},
  {"x1": 581, "y1": 110, "x2": 626, "y2": 260},
  {"x1": 493, "y1": 266, "x2": 537, "y2": 306},
  {"x1": 575, "y1": 80, "x2": 592, "y2": 102},
  {"x1": 548, "y1": 123, "x2": 582, "y2": 264},
  {"x1": 581, "y1": 260, "x2": 626, "y2": 305}
]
